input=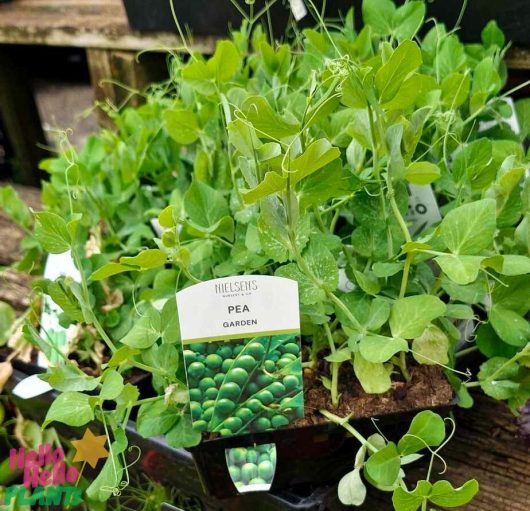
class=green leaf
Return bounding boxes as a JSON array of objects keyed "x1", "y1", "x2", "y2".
[
  {"x1": 227, "y1": 118, "x2": 261, "y2": 158},
  {"x1": 120, "y1": 307, "x2": 161, "y2": 349},
  {"x1": 398, "y1": 410, "x2": 446, "y2": 456},
  {"x1": 34, "y1": 212, "x2": 71, "y2": 254},
  {"x1": 429, "y1": 479, "x2": 479, "y2": 507},
  {"x1": 241, "y1": 96, "x2": 299, "y2": 140},
  {"x1": 392, "y1": 480, "x2": 432, "y2": 511},
  {"x1": 482, "y1": 20, "x2": 505, "y2": 48},
  {"x1": 360, "y1": 335, "x2": 408, "y2": 363},
  {"x1": 184, "y1": 180, "x2": 229, "y2": 229},
  {"x1": 90, "y1": 263, "x2": 136, "y2": 281},
  {"x1": 46, "y1": 280, "x2": 84, "y2": 322},
  {"x1": 325, "y1": 348, "x2": 352, "y2": 363},
  {"x1": 353, "y1": 270, "x2": 381, "y2": 296},
  {"x1": 207, "y1": 40, "x2": 241, "y2": 81},
  {"x1": 439, "y1": 199, "x2": 496, "y2": 255},
  {"x1": 86, "y1": 450, "x2": 123, "y2": 502},
  {"x1": 241, "y1": 172, "x2": 287, "y2": 204},
  {"x1": 165, "y1": 413, "x2": 202, "y2": 448},
  {"x1": 452, "y1": 139, "x2": 492, "y2": 184},
  {"x1": 404, "y1": 161, "x2": 440, "y2": 185},
  {"x1": 498, "y1": 255, "x2": 530, "y2": 276},
  {"x1": 108, "y1": 346, "x2": 140, "y2": 367},
  {"x1": 392, "y1": 1, "x2": 425, "y2": 40},
  {"x1": 353, "y1": 353, "x2": 392, "y2": 394},
  {"x1": 365, "y1": 442, "x2": 401, "y2": 487},
  {"x1": 0, "y1": 301, "x2": 16, "y2": 345},
  {"x1": 0, "y1": 185, "x2": 32, "y2": 229},
  {"x1": 137, "y1": 400, "x2": 179, "y2": 437},
  {"x1": 39, "y1": 366, "x2": 100, "y2": 392},
  {"x1": 390, "y1": 295, "x2": 446, "y2": 339},
  {"x1": 120, "y1": 249, "x2": 167, "y2": 269},
  {"x1": 100, "y1": 370, "x2": 124, "y2": 401},
  {"x1": 362, "y1": 0, "x2": 396, "y2": 36},
  {"x1": 490, "y1": 305, "x2": 530, "y2": 346},
  {"x1": 375, "y1": 40, "x2": 422, "y2": 103},
  {"x1": 338, "y1": 468, "x2": 367, "y2": 506},
  {"x1": 435, "y1": 255, "x2": 484, "y2": 285},
  {"x1": 478, "y1": 357, "x2": 519, "y2": 400},
  {"x1": 412, "y1": 325, "x2": 449, "y2": 366},
  {"x1": 43, "y1": 391, "x2": 94, "y2": 428},
  {"x1": 373, "y1": 262, "x2": 403, "y2": 278},
  {"x1": 163, "y1": 109, "x2": 200, "y2": 145},
  {"x1": 441, "y1": 72, "x2": 471, "y2": 108},
  {"x1": 290, "y1": 139, "x2": 341, "y2": 185},
  {"x1": 305, "y1": 242, "x2": 338, "y2": 293}
]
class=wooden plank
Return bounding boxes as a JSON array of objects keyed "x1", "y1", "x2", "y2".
[
  {"x1": 0, "y1": 47, "x2": 47, "y2": 185},
  {"x1": 506, "y1": 46, "x2": 530, "y2": 71},
  {"x1": 0, "y1": 0, "x2": 216, "y2": 52}
]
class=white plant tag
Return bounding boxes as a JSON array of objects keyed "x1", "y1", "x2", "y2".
[
  {"x1": 338, "y1": 268, "x2": 355, "y2": 293},
  {"x1": 150, "y1": 218, "x2": 164, "y2": 237},
  {"x1": 479, "y1": 97, "x2": 521, "y2": 135},
  {"x1": 38, "y1": 251, "x2": 81, "y2": 368},
  {"x1": 290, "y1": 0, "x2": 308, "y2": 21},
  {"x1": 176, "y1": 275, "x2": 304, "y2": 438},
  {"x1": 12, "y1": 374, "x2": 52, "y2": 399},
  {"x1": 406, "y1": 185, "x2": 442, "y2": 236}
]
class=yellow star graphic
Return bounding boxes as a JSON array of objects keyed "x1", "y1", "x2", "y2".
[{"x1": 72, "y1": 428, "x2": 110, "y2": 469}]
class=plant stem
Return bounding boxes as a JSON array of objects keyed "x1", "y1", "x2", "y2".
[
  {"x1": 399, "y1": 351, "x2": 412, "y2": 383},
  {"x1": 455, "y1": 345, "x2": 478, "y2": 359},
  {"x1": 129, "y1": 360, "x2": 169, "y2": 378},
  {"x1": 324, "y1": 322, "x2": 339, "y2": 408},
  {"x1": 399, "y1": 253, "x2": 413, "y2": 299},
  {"x1": 327, "y1": 291, "x2": 364, "y2": 332},
  {"x1": 320, "y1": 410, "x2": 378, "y2": 453}
]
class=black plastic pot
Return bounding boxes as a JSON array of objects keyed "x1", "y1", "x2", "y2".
[{"x1": 123, "y1": 0, "x2": 530, "y2": 46}]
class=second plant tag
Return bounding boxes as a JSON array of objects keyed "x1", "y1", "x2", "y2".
[{"x1": 176, "y1": 275, "x2": 304, "y2": 437}]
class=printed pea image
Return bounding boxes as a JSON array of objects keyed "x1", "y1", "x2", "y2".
[
  {"x1": 225, "y1": 443, "x2": 277, "y2": 492},
  {"x1": 184, "y1": 334, "x2": 304, "y2": 436}
]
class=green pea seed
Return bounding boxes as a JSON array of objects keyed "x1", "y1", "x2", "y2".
[
  {"x1": 283, "y1": 375, "x2": 299, "y2": 391},
  {"x1": 233, "y1": 344, "x2": 244, "y2": 356},
  {"x1": 256, "y1": 373, "x2": 273, "y2": 387},
  {"x1": 216, "y1": 398, "x2": 236, "y2": 415},
  {"x1": 281, "y1": 352, "x2": 297, "y2": 361},
  {"x1": 246, "y1": 382, "x2": 259, "y2": 396},
  {"x1": 202, "y1": 399, "x2": 216, "y2": 409},
  {"x1": 183, "y1": 350, "x2": 197, "y2": 363},
  {"x1": 253, "y1": 417, "x2": 271, "y2": 432},
  {"x1": 235, "y1": 407, "x2": 253, "y2": 423},
  {"x1": 192, "y1": 343, "x2": 207, "y2": 354},
  {"x1": 192, "y1": 420, "x2": 207, "y2": 432},
  {"x1": 198, "y1": 377, "x2": 216, "y2": 392},
  {"x1": 268, "y1": 382, "x2": 286, "y2": 397},
  {"x1": 230, "y1": 448, "x2": 247, "y2": 464},
  {"x1": 220, "y1": 428, "x2": 232, "y2": 437},
  {"x1": 256, "y1": 390, "x2": 274, "y2": 405},
  {"x1": 277, "y1": 357, "x2": 292, "y2": 369},
  {"x1": 222, "y1": 358, "x2": 234, "y2": 372},
  {"x1": 202, "y1": 407, "x2": 214, "y2": 422},
  {"x1": 258, "y1": 453, "x2": 269, "y2": 464},
  {"x1": 207, "y1": 343, "x2": 218, "y2": 354},
  {"x1": 246, "y1": 398, "x2": 263, "y2": 413},
  {"x1": 224, "y1": 417, "x2": 243, "y2": 432},
  {"x1": 218, "y1": 382, "x2": 241, "y2": 401},
  {"x1": 205, "y1": 354, "x2": 223, "y2": 370},
  {"x1": 258, "y1": 460, "x2": 274, "y2": 480},
  {"x1": 271, "y1": 415, "x2": 290, "y2": 428},
  {"x1": 190, "y1": 401, "x2": 202, "y2": 420},
  {"x1": 188, "y1": 362, "x2": 206, "y2": 379},
  {"x1": 229, "y1": 465, "x2": 241, "y2": 482},
  {"x1": 246, "y1": 449, "x2": 259, "y2": 464},
  {"x1": 204, "y1": 387, "x2": 218, "y2": 400},
  {"x1": 189, "y1": 388, "x2": 202, "y2": 402},
  {"x1": 241, "y1": 463, "x2": 258, "y2": 483},
  {"x1": 217, "y1": 346, "x2": 233, "y2": 359},
  {"x1": 282, "y1": 342, "x2": 300, "y2": 355},
  {"x1": 264, "y1": 360, "x2": 276, "y2": 372},
  {"x1": 214, "y1": 373, "x2": 226, "y2": 387},
  {"x1": 237, "y1": 355, "x2": 257, "y2": 372},
  {"x1": 246, "y1": 342, "x2": 266, "y2": 360},
  {"x1": 226, "y1": 367, "x2": 248, "y2": 386}
]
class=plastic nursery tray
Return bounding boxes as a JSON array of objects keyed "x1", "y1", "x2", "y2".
[{"x1": 4, "y1": 369, "x2": 343, "y2": 511}]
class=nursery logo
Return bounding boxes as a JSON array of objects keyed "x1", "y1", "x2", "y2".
[{"x1": 3, "y1": 428, "x2": 109, "y2": 506}]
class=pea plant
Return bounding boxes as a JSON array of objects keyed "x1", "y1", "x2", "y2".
[{"x1": 0, "y1": 0, "x2": 529, "y2": 507}]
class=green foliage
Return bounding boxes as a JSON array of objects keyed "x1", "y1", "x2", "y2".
[{"x1": 0, "y1": 1, "x2": 528, "y2": 506}]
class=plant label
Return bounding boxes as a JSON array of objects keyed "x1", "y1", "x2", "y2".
[
  {"x1": 176, "y1": 275, "x2": 304, "y2": 437},
  {"x1": 38, "y1": 251, "x2": 81, "y2": 368},
  {"x1": 225, "y1": 443, "x2": 277, "y2": 493},
  {"x1": 290, "y1": 0, "x2": 308, "y2": 21},
  {"x1": 12, "y1": 374, "x2": 52, "y2": 400},
  {"x1": 406, "y1": 185, "x2": 442, "y2": 236}
]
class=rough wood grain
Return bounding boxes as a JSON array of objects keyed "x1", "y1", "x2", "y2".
[{"x1": 0, "y1": 0, "x2": 216, "y2": 52}]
